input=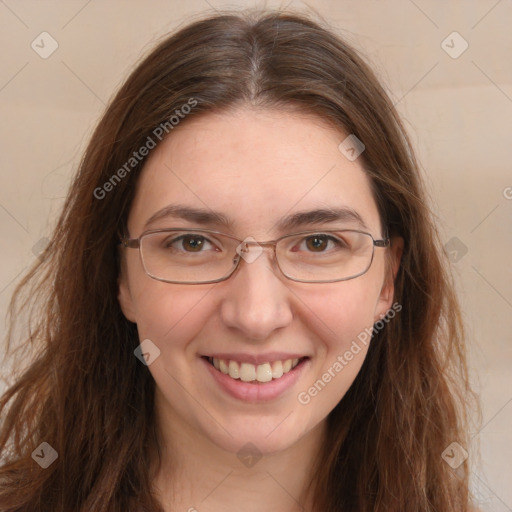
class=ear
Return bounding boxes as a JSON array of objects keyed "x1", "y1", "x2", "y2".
[
  {"x1": 374, "y1": 235, "x2": 403, "y2": 322},
  {"x1": 118, "y1": 249, "x2": 137, "y2": 323}
]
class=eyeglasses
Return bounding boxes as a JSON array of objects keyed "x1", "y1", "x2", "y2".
[{"x1": 119, "y1": 228, "x2": 390, "y2": 284}]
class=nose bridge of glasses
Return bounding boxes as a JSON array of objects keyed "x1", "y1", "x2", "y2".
[
  {"x1": 237, "y1": 238, "x2": 276, "y2": 250},
  {"x1": 230, "y1": 237, "x2": 283, "y2": 275}
]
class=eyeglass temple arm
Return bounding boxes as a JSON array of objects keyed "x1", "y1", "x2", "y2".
[
  {"x1": 117, "y1": 231, "x2": 140, "y2": 249},
  {"x1": 374, "y1": 238, "x2": 391, "y2": 248}
]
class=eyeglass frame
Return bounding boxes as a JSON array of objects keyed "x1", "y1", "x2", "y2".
[{"x1": 118, "y1": 227, "x2": 390, "y2": 285}]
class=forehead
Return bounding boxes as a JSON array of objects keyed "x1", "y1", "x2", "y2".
[{"x1": 127, "y1": 107, "x2": 381, "y2": 236}]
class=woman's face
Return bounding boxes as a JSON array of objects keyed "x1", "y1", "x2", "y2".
[{"x1": 118, "y1": 106, "x2": 399, "y2": 456}]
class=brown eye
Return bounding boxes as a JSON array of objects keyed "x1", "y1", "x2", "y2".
[
  {"x1": 181, "y1": 235, "x2": 205, "y2": 252},
  {"x1": 305, "y1": 235, "x2": 329, "y2": 252},
  {"x1": 163, "y1": 234, "x2": 214, "y2": 253},
  {"x1": 290, "y1": 233, "x2": 350, "y2": 254}
]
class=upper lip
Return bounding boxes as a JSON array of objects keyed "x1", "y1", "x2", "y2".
[{"x1": 202, "y1": 352, "x2": 309, "y2": 365}]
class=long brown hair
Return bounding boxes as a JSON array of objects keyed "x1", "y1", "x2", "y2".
[{"x1": 0, "y1": 9, "x2": 478, "y2": 511}]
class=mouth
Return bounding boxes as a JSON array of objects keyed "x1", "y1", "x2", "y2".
[
  {"x1": 201, "y1": 354, "x2": 310, "y2": 402},
  {"x1": 202, "y1": 355, "x2": 309, "y2": 384}
]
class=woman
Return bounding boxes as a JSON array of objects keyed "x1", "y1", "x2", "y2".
[{"x1": 0, "y1": 9, "x2": 479, "y2": 511}]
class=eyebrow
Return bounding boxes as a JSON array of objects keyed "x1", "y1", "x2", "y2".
[
  {"x1": 143, "y1": 204, "x2": 233, "y2": 231},
  {"x1": 142, "y1": 204, "x2": 369, "y2": 233}
]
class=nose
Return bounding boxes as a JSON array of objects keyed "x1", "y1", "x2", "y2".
[{"x1": 219, "y1": 245, "x2": 294, "y2": 340}]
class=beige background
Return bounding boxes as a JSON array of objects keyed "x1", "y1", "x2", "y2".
[{"x1": 0, "y1": 0, "x2": 511, "y2": 509}]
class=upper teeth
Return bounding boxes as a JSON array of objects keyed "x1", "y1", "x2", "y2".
[{"x1": 211, "y1": 357, "x2": 301, "y2": 383}]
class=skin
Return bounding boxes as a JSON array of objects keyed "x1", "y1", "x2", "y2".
[{"x1": 118, "y1": 106, "x2": 402, "y2": 512}]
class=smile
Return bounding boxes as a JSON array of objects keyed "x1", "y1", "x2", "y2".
[
  {"x1": 201, "y1": 355, "x2": 310, "y2": 402},
  {"x1": 207, "y1": 356, "x2": 305, "y2": 383}
]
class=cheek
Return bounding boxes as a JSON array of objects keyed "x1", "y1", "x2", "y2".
[
  {"x1": 130, "y1": 279, "x2": 217, "y2": 350},
  {"x1": 292, "y1": 281, "x2": 381, "y2": 415},
  {"x1": 303, "y1": 276, "x2": 381, "y2": 348},
  {"x1": 298, "y1": 277, "x2": 380, "y2": 394}
]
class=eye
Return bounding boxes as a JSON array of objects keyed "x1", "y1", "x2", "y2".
[
  {"x1": 294, "y1": 234, "x2": 349, "y2": 253},
  {"x1": 165, "y1": 234, "x2": 217, "y2": 253}
]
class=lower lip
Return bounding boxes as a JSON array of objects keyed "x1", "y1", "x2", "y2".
[{"x1": 201, "y1": 357, "x2": 310, "y2": 403}]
